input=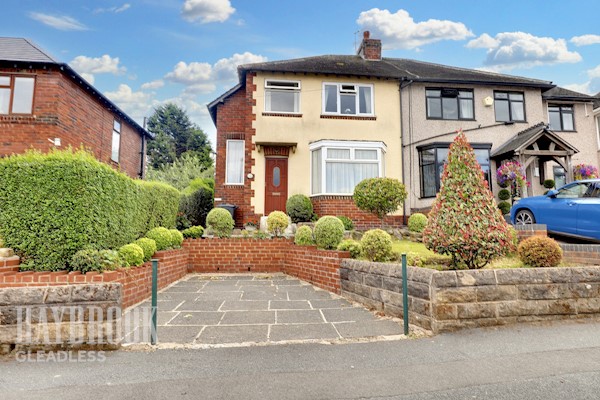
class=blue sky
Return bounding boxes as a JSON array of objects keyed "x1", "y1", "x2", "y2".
[{"x1": 4, "y1": 1, "x2": 600, "y2": 145}]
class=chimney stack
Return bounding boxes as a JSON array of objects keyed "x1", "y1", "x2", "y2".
[{"x1": 357, "y1": 31, "x2": 381, "y2": 61}]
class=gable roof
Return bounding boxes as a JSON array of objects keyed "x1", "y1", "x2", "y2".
[
  {"x1": 491, "y1": 122, "x2": 579, "y2": 158},
  {"x1": 542, "y1": 86, "x2": 596, "y2": 102},
  {"x1": 0, "y1": 37, "x2": 153, "y2": 139}
]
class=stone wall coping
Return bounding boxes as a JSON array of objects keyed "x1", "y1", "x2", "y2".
[{"x1": 514, "y1": 224, "x2": 547, "y2": 231}]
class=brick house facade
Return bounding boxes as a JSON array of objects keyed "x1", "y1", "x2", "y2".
[{"x1": 0, "y1": 38, "x2": 152, "y2": 178}]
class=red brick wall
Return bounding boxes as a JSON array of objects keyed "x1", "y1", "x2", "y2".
[
  {"x1": 214, "y1": 73, "x2": 260, "y2": 226},
  {"x1": 283, "y1": 246, "x2": 349, "y2": 294},
  {"x1": 311, "y1": 195, "x2": 405, "y2": 229},
  {"x1": 0, "y1": 67, "x2": 144, "y2": 178}
]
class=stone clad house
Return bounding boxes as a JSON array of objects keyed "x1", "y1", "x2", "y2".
[
  {"x1": 0, "y1": 38, "x2": 152, "y2": 178},
  {"x1": 208, "y1": 32, "x2": 599, "y2": 227}
]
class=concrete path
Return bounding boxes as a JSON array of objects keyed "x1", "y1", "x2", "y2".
[{"x1": 123, "y1": 273, "x2": 404, "y2": 346}]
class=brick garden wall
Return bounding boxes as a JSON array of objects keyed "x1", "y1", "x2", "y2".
[{"x1": 311, "y1": 195, "x2": 405, "y2": 229}]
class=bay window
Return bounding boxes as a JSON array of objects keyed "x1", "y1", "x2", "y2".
[
  {"x1": 310, "y1": 140, "x2": 385, "y2": 195},
  {"x1": 323, "y1": 83, "x2": 373, "y2": 116}
]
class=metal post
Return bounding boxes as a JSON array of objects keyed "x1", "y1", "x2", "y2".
[
  {"x1": 401, "y1": 253, "x2": 409, "y2": 335},
  {"x1": 151, "y1": 258, "x2": 158, "y2": 345}
]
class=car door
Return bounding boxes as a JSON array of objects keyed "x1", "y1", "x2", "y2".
[
  {"x1": 541, "y1": 182, "x2": 589, "y2": 235},
  {"x1": 576, "y1": 182, "x2": 600, "y2": 240}
]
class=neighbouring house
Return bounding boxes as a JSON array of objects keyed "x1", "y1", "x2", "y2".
[
  {"x1": 208, "y1": 32, "x2": 600, "y2": 227},
  {"x1": 0, "y1": 38, "x2": 152, "y2": 178},
  {"x1": 595, "y1": 95, "x2": 600, "y2": 160}
]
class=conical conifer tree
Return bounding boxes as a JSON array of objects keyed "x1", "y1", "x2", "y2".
[{"x1": 423, "y1": 130, "x2": 514, "y2": 269}]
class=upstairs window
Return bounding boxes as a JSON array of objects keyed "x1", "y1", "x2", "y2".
[
  {"x1": 548, "y1": 104, "x2": 574, "y2": 131},
  {"x1": 426, "y1": 88, "x2": 474, "y2": 120},
  {"x1": 323, "y1": 83, "x2": 373, "y2": 116},
  {"x1": 0, "y1": 75, "x2": 35, "y2": 114},
  {"x1": 265, "y1": 80, "x2": 300, "y2": 113},
  {"x1": 494, "y1": 91, "x2": 525, "y2": 122},
  {"x1": 111, "y1": 120, "x2": 121, "y2": 162}
]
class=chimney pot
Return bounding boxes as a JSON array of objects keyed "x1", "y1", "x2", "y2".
[
  {"x1": 363, "y1": 31, "x2": 370, "y2": 39},
  {"x1": 357, "y1": 31, "x2": 381, "y2": 61}
]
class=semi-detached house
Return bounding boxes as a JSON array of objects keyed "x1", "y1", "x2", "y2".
[{"x1": 208, "y1": 32, "x2": 599, "y2": 228}]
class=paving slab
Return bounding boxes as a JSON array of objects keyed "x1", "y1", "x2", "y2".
[
  {"x1": 175, "y1": 300, "x2": 223, "y2": 312},
  {"x1": 321, "y1": 307, "x2": 379, "y2": 323},
  {"x1": 269, "y1": 323, "x2": 340, "y2": 341},
  {"x1": 276, "y1": 310, "x2": 325, "y2": 324},
  {"x1": 155, "y1": 326, "x2": 202, "y2": 343},
  {"x1": 197, "y1": 325, "x2": 269, "y2": 344},
  {"x1": 169, "y1": 311, "x2": 224, "y2": 326},
  {"x1": 195, "y1": 292, "x2": 242, "y2": 301},
  {"x1": 270, "y1": 300, "x2": 311, "y2": 310},
  {"x1": 220, "y1": 300, "x2": 270, "y2": 311},
  {"x1": 242, "y1": 291, "x2": 287, "y2": 301},
  {"x1": 220, "y1": 311, "x2": 276, "y2": 325},
  {"x1": 334, "y1": 320, "x2": 403, "y2": 338}
]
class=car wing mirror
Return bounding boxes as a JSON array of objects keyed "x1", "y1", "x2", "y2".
[{"x1": 546, "y1": 189, "x2": 558, "y2": 198}]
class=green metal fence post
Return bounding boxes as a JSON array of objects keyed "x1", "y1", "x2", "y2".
[
  {"x1": 151, "y1": 258, "x2": 158, "y2": 345},
  {"x1": 401, "y1": 253, "x2": 409, "y2": 335}
]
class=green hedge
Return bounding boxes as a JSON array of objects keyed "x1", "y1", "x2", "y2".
[{"x1": 0, "y1": 149, "x2": 179, "y2": 271}]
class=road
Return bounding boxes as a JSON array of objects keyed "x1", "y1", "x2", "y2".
[{"x1": 2, "y1": 320, "x2": 600, "y2": 399}]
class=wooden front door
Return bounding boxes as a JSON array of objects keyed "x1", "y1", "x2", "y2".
[{"x1": 265, "y1": 158, "x2": 288, "y2": 214}]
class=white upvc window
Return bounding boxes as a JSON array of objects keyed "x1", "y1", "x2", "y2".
[
  {"x1": 264, "y1": 79, "x2": 300, "y2": 113},
  {"x1": 310, "y1": 140, "x2": 386, "y2": 195},
  {"x1": 322, "y1": 83, "x2": 374, "y2": 116},
  {"x1": 111, "y1": 120, "x2": 121, "y2": 163},
  {"x1": 225, "y1": 140, "x2": 244, "y2": 185}
]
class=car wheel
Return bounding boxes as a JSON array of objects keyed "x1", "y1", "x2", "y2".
[{"x1": 515, "y1": 209, "x2": 535, "y2": 225}]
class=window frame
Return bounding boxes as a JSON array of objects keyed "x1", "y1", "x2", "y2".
[
  {"x1": 111, "y1": 120, "x2": 121, "y2": 163},
  {"x1": 548, "y1": 104, "x2": 575, "y2": 132},
  {"x1": 418, "y1": 142, "x2": 492, "y2": 198},
  {"x1": 425, "y1": 88, "x2": 475, "y2": 121},
  {"x1": 264, "y1": 79, "x2": 301, "y2": 114},
  {"x1": 225, "y1": 139, "x2": 245, "y2": 185},
  {"x1": 309, "y1": 140, "x2": 386, "y2": 196},
  {"x1": 321, "y1": 82, "x2": 374, "y2": 116},
  {"x1": 0, "y1": 74, "x2": 36, "y2": 115},
  {"x1": 494, "y1": 90, "x2": 526, "y2": 122}
]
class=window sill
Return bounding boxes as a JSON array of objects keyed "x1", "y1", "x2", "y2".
[
  {"x1": 320, "y1": 114, "x2": 376, "y2": 121},
  {"x1": 224, "y1": 183, "x2": 245, "y2": 187},
  {"x1": 426, "y1": 117, "x2": 476, "y2": 122},
  {"x1": 262, "y1": 112, "x2": 302, "y2": 118}
]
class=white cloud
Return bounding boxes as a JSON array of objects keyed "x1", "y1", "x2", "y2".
[
  {"x1": 165, "y1": 61, "x2": 212, "y2": 84},
  {"x1": 181, "y1": 0, "x2": 235, "y2": 24},
  {"x1": 570, "y1": 34, "x2": 600, "y2": 47},
  {"x1": 356, "y1": 8, "x2": 473, "y2": 50},
  {"x1": 466, "y1": 31, "x2": 581, "y2": 71},
  {"x1": 141, "y1": 79, "x2": 165, "y2": 90},
  {"x1": 105, "y1": 84, "x2": 156, "y2": 120},
  {"x1": 588, "y1": 65, "x2": 600, "y2": 79},
  {"x1": 563, "y1": 82, "x2": 591, "y2": 94},
  {"x1": 94, "y1": 3, "x2": 131, "y2": 14},
  {"x1": 562, "y1": 65, "x2": 600, "y2": 95},
  {"x1": 70, "y1": 55, "x2": 127, "y2": 84},
  {"x1": 183, "y1": 83, "x2": 217, "y2": 94},
  {"x1": 212, "y1": 52, "x2": 268, "y2": 81},
  {"x1": 29, "y1": 12, "x2": 88, "y2": 31}
]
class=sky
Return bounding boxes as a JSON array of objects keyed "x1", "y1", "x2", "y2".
[{"x1": 4, "y1": 1, "x2": 600, "y2": 146}]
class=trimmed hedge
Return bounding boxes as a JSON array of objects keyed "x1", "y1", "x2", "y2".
[
  {"x1": 118, "y1": 243, "x2": 145, "y2": 267},
  {"x1": 361, "y1": 229, "x2": 393, "y2": 262},
  {"x1": 137, "y1": 180, "x2": 180, "y2": 232},
  {"x1": 407, "y1": 213, "x2": 428, "y2": 233},
  {"x1": 70, "y1": 249, "x2": 121, "y2": 273},
  {"x1": 206, "y1": 208, "x2": 234, "y2": 238},
  {"x1": 267, "y1": 211, "x2": 289, "y2": 236},
  {"x1": 314, "y1": 216, "x2": 344, "y2": 250},
  {"x1": 145, "y1": 227, "x2": 172, "y2": 251},
  {"x1": 169, "y1": 229, "x2": 184, "y2": 248},
  {"x1": 135, "y1": 238, "x2": 157, "y2": 262},
  {"x1": 182, "y1": 226, "x2": 204, "y2": 239},
  {"x1": 286, "y1": 194, "x2": 314, "y2": 223},
  {"x1": 518, "y1": 236, "x2": 563, "y2": 268},
  {"x1": 294, "y1": 226, "x2": 314, "y2": 246}
]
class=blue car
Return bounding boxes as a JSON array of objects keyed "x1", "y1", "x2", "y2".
[{"x1": 510, "y1": 179, "x2": 600, "y2": 242}]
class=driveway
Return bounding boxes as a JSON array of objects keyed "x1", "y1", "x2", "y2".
[{"x1": 123, "y1": 273, "x2": 403, "y2": 346}]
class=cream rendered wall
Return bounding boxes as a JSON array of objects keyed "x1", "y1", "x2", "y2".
[
  {"x1": 401, "y1": 83, "x2": 547, "y2": 211},
  {"x1": 251, "y1": 72, "x2": 402, "y2": 215}
]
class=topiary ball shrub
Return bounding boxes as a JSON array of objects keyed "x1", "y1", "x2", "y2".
[
  {"x1": 70, "y1": 248, "x2": 121, "y2": 273},
  {"x1": 169, "y1": 229, "x2": 184, "y2": 248},
  {"x1": 361, "y1": 229, "x2": 393, "y2": 262},
  {"x1": 517, "y1": 236, "x2": 563, "y2": 268},
  {"x1": 407, "y1": 213, "x2": 428, "y2": 233},
  {"x1": 337, "y1": 239, "x2": 362, "y2": 258},
  {"x1": 543, "y1": 179, "x2": 555, "y2": 189},
  {"x1": 267, "y1": 211, "x2": 289, "y2": 236},
  {"x1": 313, "y1": 216, "x2": 345, "y2": 250},
  {"x1": 286, "y1": 194, "x2": 314, "y2": 223},
  {"x1": 145, "y1": 227, "x2": 172, "y2": 251},
  {"x1": 294, "y1": 225, "x2": 315, "y2": 246},
  {"x1": 353, "y1": 177, "x2": 407, "y2": 223},
  {"x1": 337, "y1": 216, "x2": 354, "y2": 231},
  {"x1": 134, "y1": 238, "x2": 157, "y2": 262},
  {"x1": 182, "y1": 226, "x2": 204, "y2": 239},
  {"x1": 206, "y1": 208, "x2": 234, "y2": 238},
  {"x1": 498, "y1": 189, "x2": 511, "y2": 201},
  {"x1": 118, "y1": 243, "x2": 145, "y2": 267},
  {"x1": 498, "y1": 201, "x2": 511, "y2": 215}
]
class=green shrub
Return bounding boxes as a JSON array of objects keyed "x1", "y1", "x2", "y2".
[
  {"x1": 294, "y1": 226, "x2": 315, "y2": 246},
  {"x1": 405, "y1": 251, "x2": 424, "y2": 267},
  {"x1": 136, "y1": 180, "x2": 180, "y2": 233},
  {"x1": 313, "y1": 216, "x2": 345, "y2": 250},
  {"x1": 337, "y1": 239, "x2": 362, "y2": 258},
  {"x1": 70, "y1": 248, "x2": 121, "y2": 273},
  {"x1": 407, "y1": 213, "x2": 428, "y2": 233},
  {"x1": 118, "y1": 243, "x2": 145, "y2": 267},
  {"x1": 134, "y1": 238, "x2": 157, "y2": 262},
  {"x1": 0, "y1": 149, "x2": 144, "y2": 271},
  {"x1": 179, "y1": 186, "x2": 214, "y2": 228},
  {"x1": 145, "y1": 227, "x2": 172, "y2": 251},
  {"x1": 206, "y1": 208, "x2": 234, "y2": 238},
  {"x1": 181, "y1": 177, "x2": 213, "y2": 196},
  {"x1": 361, "y1": 229, "x2": 393, "y2": 262},
  {"x1": 0, "y1": 234, "x2": 4, "y2": 248},
  {"x1": 498, "y1": 201, "x2": 511, "y2": 215},
  {"x1": 543, "y1": 179, "x2": 555, "y2": 189},
  {"x1": 517, "y1": 236, "x2": 562, "y2": 268},
  {"x1": 182, "y1": 226, "x2": 204, "y2": 239},
  {"x1": 353, "y1": 178, "x2": 407, "y2": 224},
  {"x1": 498, "y1": 189, "x2": 511, "y2": 201},
  {"x1": 286, "y1": 194, "x2": 314, "y2": 223},
  {"x1": 267, "y1": 211, "x2": 289, "y2": 236},
  {"x1": 169, "y1": 229, "x2": 184, "y2": 248},
  {"x1": 507, "y1": 226, "x2": 519, "y2": 251},
  {"x1": 423, "y1": 131, "x2": 514, "y2": 269},
  {"x1": 337, "y1": 216, "x2": 354, "y2": 231}
]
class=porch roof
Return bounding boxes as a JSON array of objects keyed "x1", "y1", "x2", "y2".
[{"x1": 491, "y1": 122, "x2": 579, "y2": 158}]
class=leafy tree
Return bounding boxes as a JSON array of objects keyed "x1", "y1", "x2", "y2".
[
  {"x1": 353, "y1": 177, "x2": 407, "y2": 226},
  {"x1": 423, "y1": 131, "x2": 514, "y2": 269},
  {"x1": 146, "y1": 153, "x2": 214, "y2": 191},
  {"x1": 146, "y1": 103, "x2": 213, "y2": 170}
]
